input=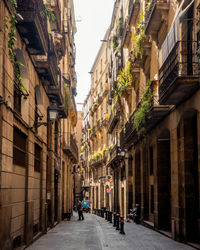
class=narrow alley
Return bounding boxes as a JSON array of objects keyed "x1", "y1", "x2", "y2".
[{"x1": 27, "y1": 213, "x2": 193, "y2": 250}]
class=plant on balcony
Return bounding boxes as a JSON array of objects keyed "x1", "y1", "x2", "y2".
[
  {"x1": 111, "y1": 61, "x2": 132, "y2": 114},
  {"x1": 4, "y1": 0, "x2": 27, "y2": 92},
  {"x1": 133, "y1": 80, "x2": 153, "y2": 137},
  {"x1": 134, "y1": 31, "x2": 145, "y2": 58},
  {"x1": 111, "y1": 35, "x2": 118, "y2": 50},
  {"x1": 117, "y1": 61, "x2": 133, "y2": 95},
  {"x1": 91, "y1": 102, "x2": 98, "y2": 112},
  {"x1": 133, "y1": 9, "x2": 146, "y2": 58},
  {"x1": 119, "y1": 114, "x2": 130, "y2": 134},
  {"x1": 104, "y1": 113, "x2": 109, "y2": 120},
  {"x1": 116, "y1": 17, "x2": 123, "y2": 28},
  {"x1": 116, "y1": 17, "x2": 123, "y2": 35},
  {"x1": 102, "y1": 146, "x2": 110, "y2": 158},
  {"x1": 43, "y1": 4, "x2": 56, "y2": 23},
  {"x1": 81, "y1": 146, "x2": 84, "y2": 152},
  {"x1": 64, "y1": 92, "x2": 69, "y2": 111}
]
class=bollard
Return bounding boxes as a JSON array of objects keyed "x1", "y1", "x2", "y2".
[
  {"x1": 119, "y1": 216, "x2": 125, "y2": 234},
  {"x1": 108, "y1": 211, "x2": 110, "y2": 222},
  {"x1": 109, "y1": 211, "x2": 112, "y2": 223},
  {"x1": 101, "y1": 209, "x2": 104, "y2": 218},
  {"x1": 113, "y1": 212, "x2": 116, "y2": 227},
  {"x1": 105, "y1": 210, "x2": 108, "y2": 221},
  {"x1": 116, "y1": 214, "x2": 120, "y2": 230}
]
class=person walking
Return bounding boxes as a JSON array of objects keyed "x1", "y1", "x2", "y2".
[{"x1": 77, "y1": 200, "x2": 84, "y2": 221}]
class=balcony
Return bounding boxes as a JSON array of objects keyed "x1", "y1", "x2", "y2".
[
  {"x1": 89, "y1": 155, "x2": 104, "y2": 167},
  {"x1": 46, "y1": 0, "x2": 61, "y2": 32},
  {"x1": 107, "y1": 103, "x2": 120, "y2": 134},
  {"x1": 93, "y1": 102, "x2": 98, "y2": 112},
  {"x1": 34, "y1": 53, "x2": 58, "y2": 86},
  {"x1": 90, "y1": 126, "x2": 96, "y2": 139},
  {"x1": 120, "y1": 112, "x2": 137, "y2": 148},
  {"x1": 96, "y1": 120, "x2": 101, "y2": 131},
  {"x1": 140, "y1": 41, "x2": 152, "y2": 67},
  {"x1": 89, "y1": 152, "x2": 107, "y2": 168},
  {"x1": 103, "y1": 83, "x2": 109, "y2": 96},
  {"x1": 128, "y1": 0, "x2": 140, "y2": 26},
  {"x1": 17, "y1": 0, "x2": 48, "y2": 55},
  {"x1": 97, "y1": 94, "x2": 103, "y2": 104},
  {"x1": 82, "y1": 180, "x2": 90, "y2": 188},
  {"x1": 54, "y1": 32, "x2": 66, "y2": 58},
  {"x1": 101, "y1": 117, "x2": 109, "y2": 127},
  {"x1": 159, "y1": 41, "x2": 200, "y2": 105},
  {"x1": 107, "y1": 145, "x2": 123, "y2": 168},
  {"x1": 145, "y1": 0, "x2": 169, "y2": 38},
  {"x1": 122, "y1": 0, "x2": 140, "y2": 47},
  {"x1": 63, "y1": 132, "x2": 78, "y2": 163},
  {"x1": 120, "y1": 97, "x2": 171, "y2": 147}
]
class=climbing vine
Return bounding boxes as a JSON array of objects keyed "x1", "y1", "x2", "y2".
[
  {"x1": 133, "y1": 1, "x2": 152, "y2": 58},
  {"x1": 111, "y1": 35, "x2": 118, "y2": 50},
  {"x1": 65, "y1": 92, "x2": 69, "y2": 111},
  {"x1": 4, "y1": 0, "x2": 27, "y2": 92},
  {"x1": 133, "y1": 80, "x2": 154, "y2": 137},
  {"x1": 133, "y1": 10, "x2": 146, "y2": 58}
]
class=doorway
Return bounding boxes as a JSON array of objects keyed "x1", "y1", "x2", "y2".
[{"x1": 157, "y1": 129, "x2": 171, "y2": 231}]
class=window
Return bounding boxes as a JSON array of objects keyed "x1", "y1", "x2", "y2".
[
  {"x1": 34, "y1": 143, "x2": 41, "y2": 172},
  {"x1": 14, "y1": 59, "x2": 22, "y2": 114},
  {"x1": 96, "y1": 69, "x2": 98, "y2": 80},
  {"x1": 13, "y1": 127, "x2": 27, "y2": 167},
  {"x1": 121, "y1": 164, "x2": 126, "y2": 180},
  {"x1": 14, "y1": 84, "x2": 21, "y2": 114}
]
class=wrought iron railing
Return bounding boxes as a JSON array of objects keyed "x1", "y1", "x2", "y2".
[
  {"x1": 159, "y1": 41, "x2": 199, "y2": 99},
  {"x1": 63, "y1": 132, "x2": 78, "y2": 160},
  {"x1": 145, "y1": 0, "x2": 157, "y2": 27}
]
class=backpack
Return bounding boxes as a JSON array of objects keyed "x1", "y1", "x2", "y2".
[{"x1": 77, "y1": 202, "x2": 82, "y2": 211}]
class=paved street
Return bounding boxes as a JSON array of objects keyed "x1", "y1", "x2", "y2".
[{"x1": 27, "y1": 212, "x2": 194, "y2": 250}]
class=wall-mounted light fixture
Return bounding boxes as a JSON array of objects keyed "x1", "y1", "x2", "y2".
[{"x1": 48, "y1": 100, "x2": 59, "y2": 121}]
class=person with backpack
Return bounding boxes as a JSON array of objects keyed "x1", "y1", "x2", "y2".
[{"x1": 77, "y1": 200, "x2": 84, "y2": 221}]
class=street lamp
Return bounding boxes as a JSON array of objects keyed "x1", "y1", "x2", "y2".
[{"x1": 48, "y1": 100, "x2": 59, "y2": 121}]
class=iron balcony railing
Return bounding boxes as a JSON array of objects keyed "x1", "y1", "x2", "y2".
[
  {"x1": 17, "y1": 0, "x2": 49, "y2": 55},
  {"x1": 159, "y1": 41, "x2": 199, "y2": 100},
  {"x1": 63, "y1": 132, "x2": 78, "y2": 162},
  {"x1": 145, "y1": 0, "x2": 157, "y2": 27}
]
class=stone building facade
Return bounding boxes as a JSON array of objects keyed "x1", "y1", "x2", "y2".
[
  {"x1": 0, "y1": 0, "x2": 78, "y2": 249},
  {"x1": 73, "y1": 111, "x2": 83, "y2": 204},
  {"x1": 82, "y1": 0, "x2": 200, "y2": 245},
  {"x1": 81, "y1": 29, "x2": 112, "y2": 212}
]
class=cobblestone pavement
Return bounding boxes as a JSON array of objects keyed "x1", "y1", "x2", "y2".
[{"x1": 26, "y1": 212, "x2": 194, "y2": 250}]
